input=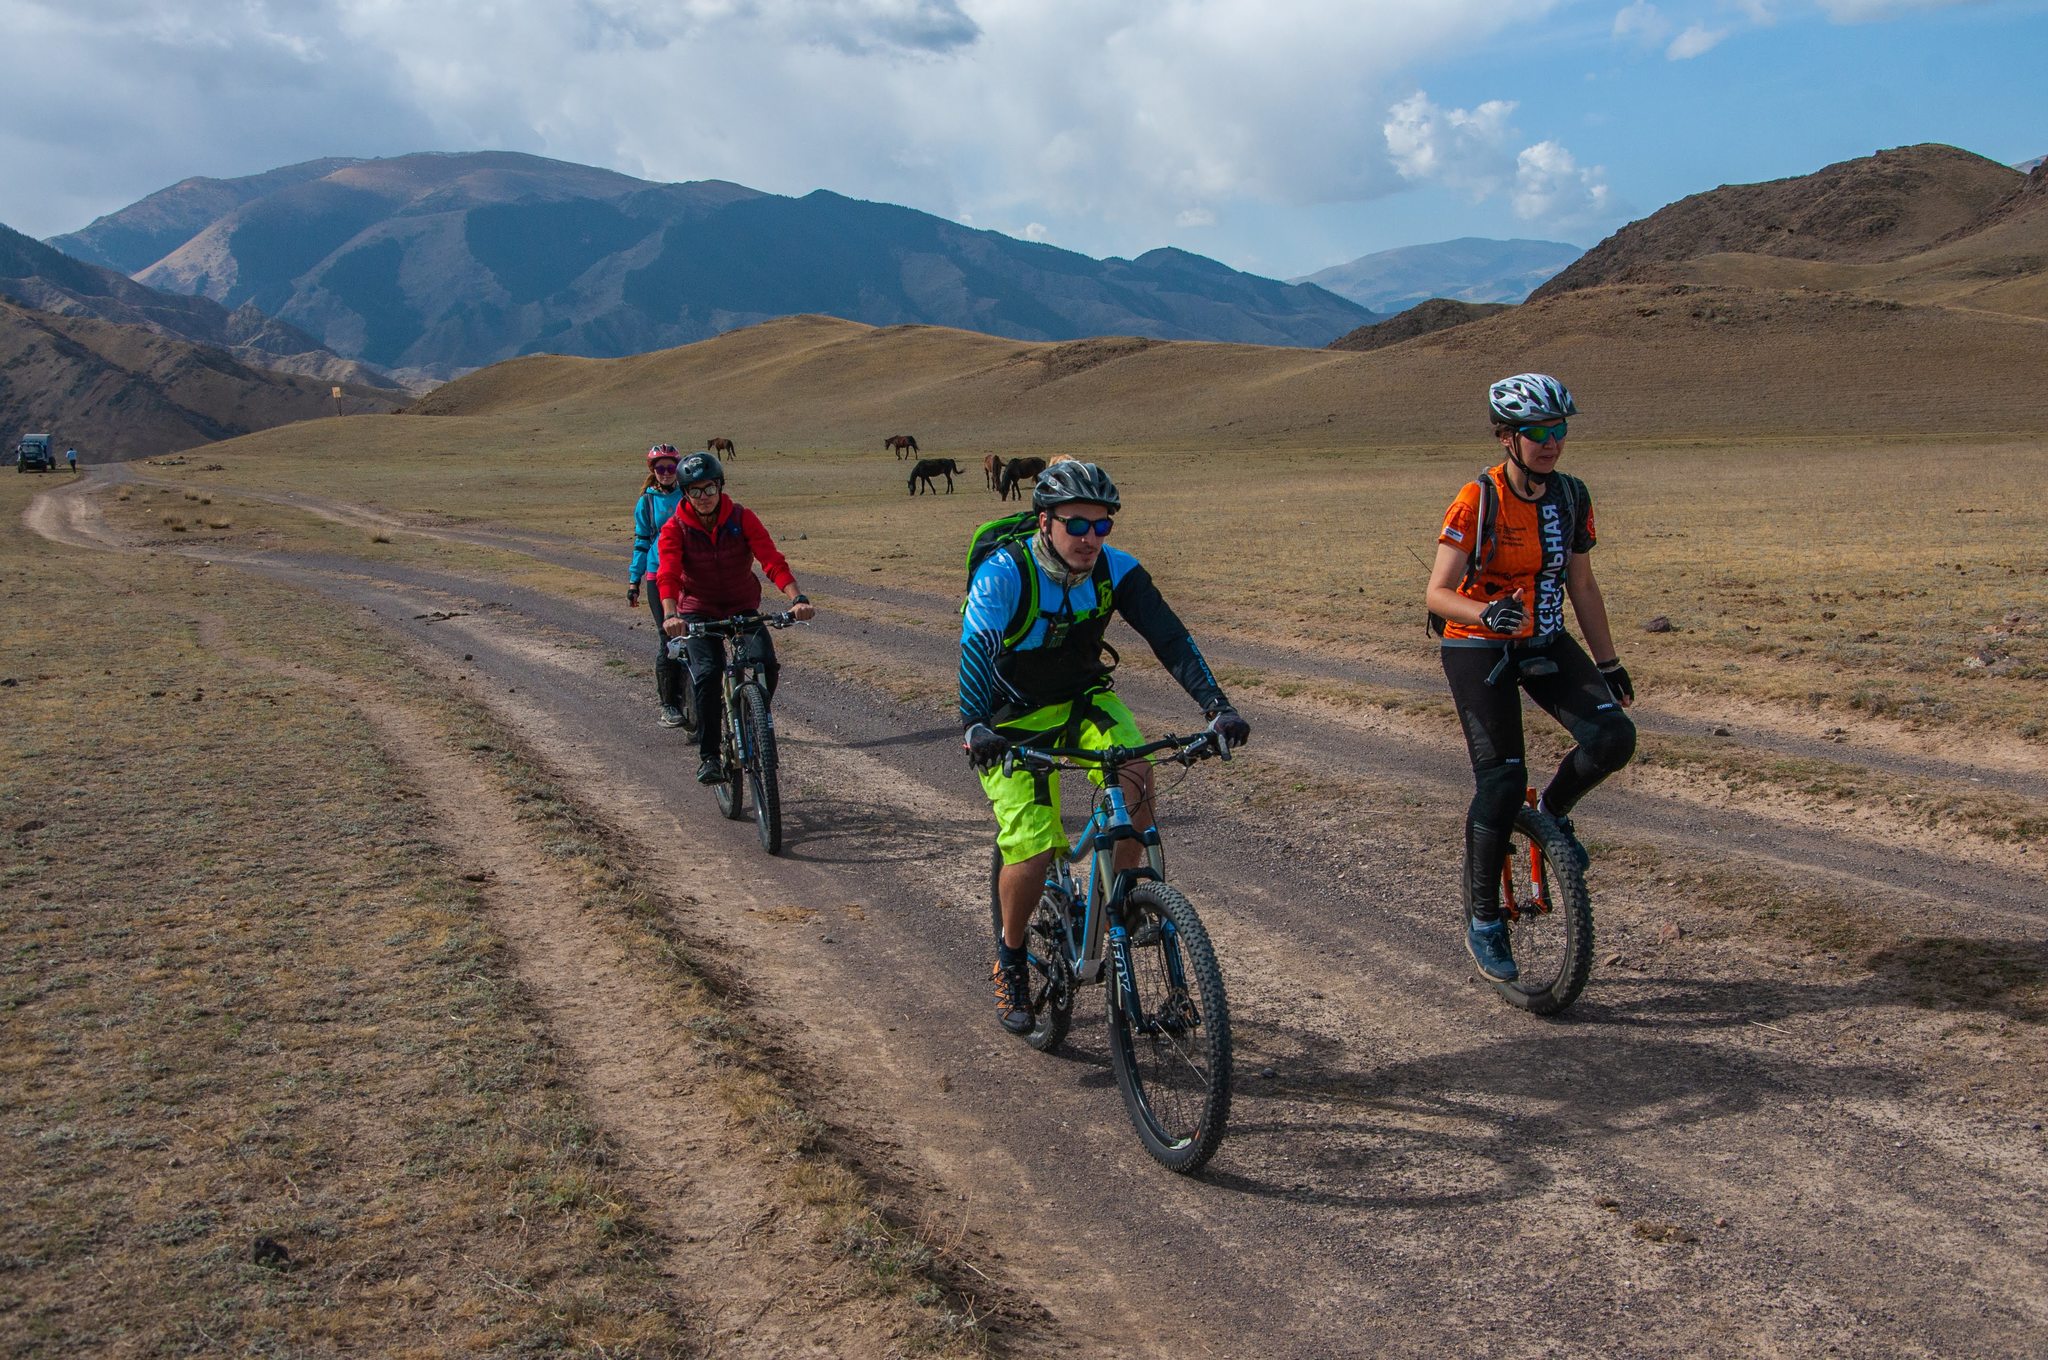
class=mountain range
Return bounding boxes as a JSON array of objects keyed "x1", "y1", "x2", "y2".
[
  {"x1": 2, "y1": 222, "x2": 394, "y2": 390},
  {"x1": 1293, "y1": 238, "x2": 1582, "y2": 314},
  {"x1": 50, "y1": 152, "x2": 1374, "y2": 381}
]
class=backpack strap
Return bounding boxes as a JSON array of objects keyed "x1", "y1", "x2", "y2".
[
  {"x1": 1459, "y1": 470, "x2": 1498, "y2": 592},
  {"x1": 996, "y1": 542, "x2": 1116, "y2": 650}
]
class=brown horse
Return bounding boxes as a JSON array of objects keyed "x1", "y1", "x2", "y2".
[
  {"x1": 982, "y1": 453, "x2": 1004, "y2": 491},
  {"x1": 706, "y1": 436, "x2": 736, "y2": 461},
  {"x1": 997, "y1": 456, "x2": 1048, "y2": 501},
  {"x1": 884, "y1": 434, "x2": 919, "y2": 460},
  {"x1": 908, "y1": 458, "x2": 967, "y2": 495}
]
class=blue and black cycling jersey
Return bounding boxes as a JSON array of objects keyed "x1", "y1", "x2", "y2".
[
  {"x1": 629, "y1": 485, "x2": 684, "y2": 581},
  {"x1": 958, "y1": 540, "x2": 1227, "y2": 727}
]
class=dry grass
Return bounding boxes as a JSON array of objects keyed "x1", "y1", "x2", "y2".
[
  {"x1": 0, "y1": 485, "x2": 689, "y2": 1354},
  {"x1": 138, "y1": 413, "x2": 2048, "y2": 745}
]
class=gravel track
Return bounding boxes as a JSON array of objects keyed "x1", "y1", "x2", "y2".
[{"x1": 37, "y1": 472, "x2": 2048, "y2": 1359}]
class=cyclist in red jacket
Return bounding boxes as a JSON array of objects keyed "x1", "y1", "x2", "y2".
[{"x1": 655, "y1": 453, "x2": 815, "y2": 784}]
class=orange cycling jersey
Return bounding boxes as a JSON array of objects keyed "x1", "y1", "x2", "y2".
[{"x1": 1436, "y1": 464, "x2": 1595, "y2": 643}]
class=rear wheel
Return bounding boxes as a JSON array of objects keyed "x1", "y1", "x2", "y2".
[
  {"x1": 1492, "y1": 805, "x2": 1593, "y2": 1015},
  {"x1": 736, "y1": 682, "x2": 781, "y2": 854},
  {"x1": 1106, "y1": 881, "x2": 1231, "y2": 1174}
]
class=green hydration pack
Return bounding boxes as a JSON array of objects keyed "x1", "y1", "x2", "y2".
[{"x1": 964, "y1": 511, "x2": 1115, "y2": 649}]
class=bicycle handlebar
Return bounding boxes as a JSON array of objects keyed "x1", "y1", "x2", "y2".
[
  {"x1": 665, "y1": 611, "x2": 804, "y2": 659},
  {"x1": 1000, "y1": 729, "x2": 1228, "y2": 778}
]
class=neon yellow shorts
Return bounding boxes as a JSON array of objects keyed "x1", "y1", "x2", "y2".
[{"x1": 980, "y1": 689, "x2": 1145, "y2": 865}]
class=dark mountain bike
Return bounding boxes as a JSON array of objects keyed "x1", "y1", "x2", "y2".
[
  {"x1": 988, "y1": 732, "x2": 1234, "y2": 1174},
  {"x1": 667, "y1": 611, "x2": 800, "y2": 854},
  {"x1": 1476, "y1": 790, "x2": 1594, "y2": 1015}
]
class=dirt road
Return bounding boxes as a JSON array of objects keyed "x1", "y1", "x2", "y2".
[{"x1": 31, "y1": 471, "x2": 2048, "y2": 1358}]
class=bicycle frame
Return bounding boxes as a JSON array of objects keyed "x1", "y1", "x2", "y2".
[{"x1": 1017, "y1": 744, "x2": 1196, "y2": 1030}]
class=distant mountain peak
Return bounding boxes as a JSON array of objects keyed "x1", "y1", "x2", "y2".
[{"x1": 1296, "y1": 238, "x2": 1582, "y2": 314}]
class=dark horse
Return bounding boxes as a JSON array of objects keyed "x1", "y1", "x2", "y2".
[
  {"x1": 908, "y1": 458, "x2": 967, "y2": 494},
  {"x1": 982, "y1": 453, "x2": 1004, "y2": 491},
  {"x1": 885, "y1": 434, "x2": 919, "y2": 460},
  {"x1": 706, "y1": 436, "x2": 736, "y2": 461},
  {"x1": 997, "y1": 456, "x2": 1048, "y2": 501}
]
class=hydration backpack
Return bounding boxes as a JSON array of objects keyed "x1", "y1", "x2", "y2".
[{"x1": 963, "y1": 511, "x2": 1114, "y2": 649}]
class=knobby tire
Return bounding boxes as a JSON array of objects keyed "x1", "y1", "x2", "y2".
[
  {"x1": 738, "y1": 682, "x2": 781, "y2": 854},
  {"x1": 1106, "y1": 881, "x2": 1231, "y2": 1174},
  {"x1": 1493, "y1": 805, "x2": 1594, "y2": 1015},
  {"x1": 988, "y1": 846, "x2": 1075, "y2": 1052}
]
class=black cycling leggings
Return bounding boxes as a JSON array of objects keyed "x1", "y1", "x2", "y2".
[
  {"x1": 1442, "y1": 633, "x2": 1636, "y2": 918},
  {"x1": 681, "y1": 616, "x2": 779, "y2": 759}
]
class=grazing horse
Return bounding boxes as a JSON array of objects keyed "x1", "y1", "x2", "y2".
[
  {"x1": 982, "y1": 453, "x2": 1004, "y2": 491},
  {"x1": 908, "y1": 458, "x2": 967, "y2": 495},
  {"x1": 884, "y1": 434, "x2": 919, "y2": 460},
  {"x1": 997, "y1": 456, "x2": 1048, "y2": 501},
  {"x1": 706, "y1": 436, "x2": 736, "y2": 461}
]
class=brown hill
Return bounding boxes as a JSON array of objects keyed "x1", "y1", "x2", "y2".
[
  {"x1": 0, "y1": 299, "x2": 404, "y2": 459},
  {"x1": 409, "y1": 280, "x2": 2047, "y2": 448},
  {"x1": 1534, "y1": 144, "x2": 2023, "y2": 297},
  {"x1": 1326, "y1": 299, "x2": 1510, "y2": 352}
]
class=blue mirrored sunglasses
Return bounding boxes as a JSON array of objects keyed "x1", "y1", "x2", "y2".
[
  {"x1": 1516, "y1": 420, "x2": 1568, "y2": 444},
  {"x1": 1053, "y1": 514, "x2": 1114, "y2": 538}
]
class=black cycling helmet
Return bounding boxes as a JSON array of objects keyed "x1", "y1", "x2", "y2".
[
  {"x1": 677, "y1": 452, "x2": 724, "y2": 486},
  {"x1": 1031, "y1": 460, "x2": 1120, "y2": 513}
]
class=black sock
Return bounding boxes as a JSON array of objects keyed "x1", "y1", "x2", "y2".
[{"x1": 996, "y1": 941, "x2": 1026, "y2": 971}]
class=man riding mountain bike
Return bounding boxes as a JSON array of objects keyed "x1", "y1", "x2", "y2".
[
  {"x1": 958, "y1": 460, "x2": 1251, "y2": 1035},
  {"x1": 655, "y1": 452, "x2": 815, "y2": 785}
]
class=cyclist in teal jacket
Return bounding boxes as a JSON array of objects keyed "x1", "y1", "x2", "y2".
[{"x1": 627, "y1": 444, "x2": 689, "y2": 727}]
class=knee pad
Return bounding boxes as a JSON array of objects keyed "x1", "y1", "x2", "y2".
[
  {"x1": 1470, "y1": 760, "x2": 1527, "y2": 831},
  {"x1": 1581, "y1": 715, "x2": 1637, "y2": 774}
]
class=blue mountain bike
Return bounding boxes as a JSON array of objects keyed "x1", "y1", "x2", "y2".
[{"x1": 987, "y1": 731, "x2": 1234, "y2": 1174}]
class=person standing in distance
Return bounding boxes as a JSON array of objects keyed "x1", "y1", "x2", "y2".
[{"x1": 1424, "y1": 373, "x2": 1636, "y2": 983}]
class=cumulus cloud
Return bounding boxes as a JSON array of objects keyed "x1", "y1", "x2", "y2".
[
  {"x1": 1612, "y1": 1, "x2": 1673, "y2": 44},
  {"x1": 1667, "y1": 22, "x2": 1731, "y2": 56},
  {"x1": 1383, "y1": 92, "x2": 1611, "y2": 231},
  {"x1": 0, "y1": 0, "x2": 1588, "y2": 254}
]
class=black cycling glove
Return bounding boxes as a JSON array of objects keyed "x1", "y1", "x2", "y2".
[
  {"x1": 1478, "y1": 597, "x2": 1526, "y2": 634},
  {"x1": 1207, "y1": 706, "x2": 1251, "y2": 749},
  {"x1": 963, "y1": 722, "x2": 1008, "y2": 770},
  {"x1": 627, "y1": 583, "x2": 641, "y2": 607},
  {"x1": 1598, "y1": 658, "x2": 1634, "y2": 705}
]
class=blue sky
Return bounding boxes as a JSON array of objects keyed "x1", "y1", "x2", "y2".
[{"x1": 1, "y1": 0, "x2": 2041, "y2": 280}]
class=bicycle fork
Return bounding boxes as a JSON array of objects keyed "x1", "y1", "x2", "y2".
[{"x1": 1499, "y1": 787, "x2": 1552, "y2": 921}]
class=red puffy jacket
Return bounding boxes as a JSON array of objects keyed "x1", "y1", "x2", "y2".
[{"x1": 655, "y1": 495, "x2": 796, "y2": 617}]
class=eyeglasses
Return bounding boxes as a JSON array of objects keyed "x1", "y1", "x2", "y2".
[
  {"x1": 1051, "y1": 514, "x2": 1114, "y2": 538},
  {"x1": 1516, "y1": 421, "x2": 1568, "y2": 445},
  {"x1": 685, "y1": 483, "x2": 722, "y2": 497}
]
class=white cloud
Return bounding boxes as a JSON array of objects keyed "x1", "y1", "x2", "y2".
[
  {"x1": 1382, "y1": 91, "x2": 1608, "y2": 230},
  {"x1": 1175, "y1": 208, "x2": 1216, "y2": 228},
  {"x1": 1815, "y1": 0, "x2": 1980, "y2": 16},
  {"x1": 1667, "y1": 22, "x2": 1731, "y2": 56},
  {"x1": 1514, "y1": 141, "x2": 1613, "y2": 228},
  {"x1": 1020, "y1": 222, "x2": 1051, "y2": 242},
  {"x1": 1612, "y1": 1, "x2": 1673, "y2": 44},
  {"x1": 0, "y1": 0, "x2": 1577, "y2": 253}
]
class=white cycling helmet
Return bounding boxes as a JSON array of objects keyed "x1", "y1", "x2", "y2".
[{"x1": 1487, "y1": 373, "x2": 1578, "y2": 426}]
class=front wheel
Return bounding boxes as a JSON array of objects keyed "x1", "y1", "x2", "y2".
[
  {"x1": 1491, "y1": 805, "x2": 1594, "y2": 1015},
  {"x1": 1106, "y1": 881, "x2": 1231, "y2": 1174},
  {"x1": 714, "y1": 690, "x2": 746, "y2": 822},
  {"x1": 736, "y1": 682, "x2": 781, "y2": 854}
]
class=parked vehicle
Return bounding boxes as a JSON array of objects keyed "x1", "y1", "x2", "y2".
[{"x1": 16, "y1": 433, "x2": 54, "y2": 473}]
